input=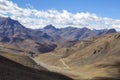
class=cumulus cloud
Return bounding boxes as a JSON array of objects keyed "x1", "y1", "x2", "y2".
[{"x1": 0, "y1": 0, "x2": 120, "y2": 30}]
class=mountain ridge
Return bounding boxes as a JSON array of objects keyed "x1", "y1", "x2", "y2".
[
  {"x1": 0, "y1": 16, "x2": 120, "y2": 80},
  {"x1": 0, "y1": 16, "x2": 117, "y2": 53},
  {"x1": 41, "y1": 24, "x2": 117, "y2": 41},
  {"x1": 0, "y1": 16, "x2": 117, "y2": 43},
  {"x1": 0, "y1": 54, "x2": 73, "y2": 80},
  {"x1": 35, "y1": 32, "x2": 120, "y2": 80}
]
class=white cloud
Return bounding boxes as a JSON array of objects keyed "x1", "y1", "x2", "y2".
[{"x1": 0, "y1": 0, "x2": 120, "y2": 30}]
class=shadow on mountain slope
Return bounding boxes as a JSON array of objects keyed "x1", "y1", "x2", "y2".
[{"x1": 0, "y1": 55, "x2": 73, "y2": 80}]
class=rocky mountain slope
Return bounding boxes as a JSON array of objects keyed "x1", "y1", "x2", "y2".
[
  {"x1": 0, "y1": 16, "x2": 119, "y2": 80},
  {"x1": 0, "y1": 54, "x2": 72, "y2": 80},
  {"x1": 0, "y1": 17, "x2": 117, "y2": 53},
  {"x1": 0, "y1": 17, "x2": 57, "y2": 53},
  {"x1": 41, "y1": 24, "x2": 116, "y2": 41},
  {"x1": 35, "y1": 32, "x2": 120, "y2": 80},
  {"x1": 0, "y1": 17, "x2": 54, "y2": 43}
]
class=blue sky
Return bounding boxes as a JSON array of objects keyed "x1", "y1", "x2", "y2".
[
  {"x1": 12, "y1": 0, "x2": 120, "y2": 19},
  {"x1": 0, "y1": 0, "x2": 120, "y2": 30}
]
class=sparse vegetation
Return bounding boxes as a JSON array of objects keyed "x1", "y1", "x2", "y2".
[
  {"x1": 0, "y1": 55, "x2": 73, "y2": 80},
  {"x1": 0, "y1": 17, "x2": 120, "y2": 80},
  {"x1": 35, "y1": 33, "x2": 120, "y2": 80}
]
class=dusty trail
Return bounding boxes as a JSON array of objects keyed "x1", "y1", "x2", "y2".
[
  {"x1": 31, "y1": 57, "x2": 83, "y2": 80},
  {"x1": 60, "y1": 59, "x2": 70, "y2": 69}
]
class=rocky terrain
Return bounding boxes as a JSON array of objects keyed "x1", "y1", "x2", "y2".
[
  {"x1": 0, "y1": 16, "x2": 120, "y2": 80},
  {"x1": 35, "y1": 32, "x2": 120, "y2": 80},
  {"x1": 0, "y1": 54, "x2": 72, "y2": 80},
  {"x1": 41, "y1": 24, "x2": 116, "y2": 41}
]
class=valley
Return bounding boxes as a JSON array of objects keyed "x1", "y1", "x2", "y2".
[
  {"x1": 34, "y1": 32, "x2": 120, "y2": 80},
  {"x1": 0, "y1": 17, "x2": 120, "y2": 80}
]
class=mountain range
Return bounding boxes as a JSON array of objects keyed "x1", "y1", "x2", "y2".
[
  {"x1": 0, "y1": 16, "x2": 120, "y2": 80},
  {"x1": 41, "y1": 24, "x2": 116, "y2": 41},
  {"x1": 0, "y1": 17, "x2": 117, "y2": 53},
  {"x1": 35, "y1": 32, "x2": 120, "y2": 80},
  {"x1": 0, "y1": 17, "x2": 117, "y2": 43},
  {"x1": 0, "y1": 53, "x2": 72, "y2": 80}
]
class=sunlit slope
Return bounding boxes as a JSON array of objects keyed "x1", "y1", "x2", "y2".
[{"x1": 35, "y1": 33, "x2": 120, "y2": 80}]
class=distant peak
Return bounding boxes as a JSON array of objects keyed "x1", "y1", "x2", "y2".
[
  {"x1": 0, "y1": 16, "x2": 12, "y2": 21},
  {"x1": 106, "y1": 28, "x2": 117, "y2": 34},
  {"x1": 81, "y1": 27, "x2": 89, "y2": 29},
  {"x1": 0, "y1": 16, "x2": 19, "y2": 24},
  {"x1": 44, "y1": 24, "x2": 56, "y2": 30},
  {"x1": 0, "y1": 16, "x2": 26, "y2": 30},
  {"x1": 81, "y1": 27, "x2": 91, "y2": 31}
]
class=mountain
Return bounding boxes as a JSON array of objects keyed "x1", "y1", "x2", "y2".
[
  {"x1": 42, "y1": 24, "x2": 117, "y2": 42},
  {"x1": 0, "y1": 17, "x2": 54, "y2": 43},
  {"x1": 0, "y1": 17, "x2": 57, "y2": 53},
  {"x1": 0, "y1": 45, "x2": 46, "y2": 70},
  {"x1": 34, "y1": 32, "x2": 120, "y2": 80},
  {"x1": 58, "y1": 27, "x2": 95, "y2": 41},
  {"x1": 0, "y1": 16, "x2": 120, "y2": 80},
  {"x1": 93, "y1": 28, "x2": 117, "y2": 35},
  {"x1": 43, "y1": 24, "x2": 58, "y2": 31},
  {"x1": 0, "y1": 16, "x2": 117, "y2": 43},
  {"x1": 0, "y1": 17, "x2": 73, "y2": 80},
  {"x1": 0, "y1": 17, "x2": 31, "y2": 42},
  {"x1": 42, "y1": 24, "x2": 62, "y2": 43},
  {"x1": 0, "y1": 17, "x2": 117, "y2": 53},
  {"x1": 106, "y1": 28, "x2": 117, "y2": 34},
  {"x1": 0, "y1": 54, "x2": 72, "y2": 80}
]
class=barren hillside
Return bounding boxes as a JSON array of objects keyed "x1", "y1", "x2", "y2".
[{"x1": 35, "y1": 32, "x2": 120, "y2": 80}]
